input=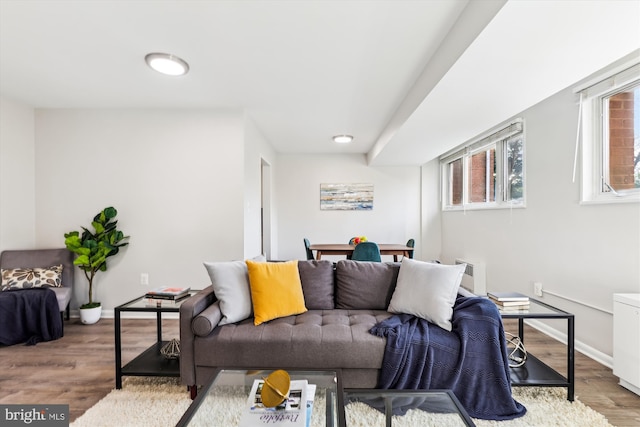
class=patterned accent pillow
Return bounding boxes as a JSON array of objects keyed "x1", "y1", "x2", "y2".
[{"x1": 1, "y1": 264, "x2": 63, "y2": 291}]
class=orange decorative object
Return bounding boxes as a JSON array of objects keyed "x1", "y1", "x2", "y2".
[{"x1": 261, "y1": 370, "x2": 291, "y2": 407}]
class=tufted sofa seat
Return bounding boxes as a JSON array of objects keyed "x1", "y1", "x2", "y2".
[{"x1": 192, "y1": 309, "x2": 393, "y2": 370}]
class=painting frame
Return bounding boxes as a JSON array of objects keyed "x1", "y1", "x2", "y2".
[{"x1": 320, "y1": 183, "x2": 373, "y2": 211}]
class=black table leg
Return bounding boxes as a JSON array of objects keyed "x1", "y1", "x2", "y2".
[
  {"x1": 518, "y1": 318, "x2": 524, "y2": 342},
  {"x1": 567, "y1": 316, "x2": 575, "y2": 401},
  {"x1": 115, "y1": 308, "x2": 122, "y2": 389},
  {"x1": 156, "y1": 310, "x2": 162, "y2": 342}
]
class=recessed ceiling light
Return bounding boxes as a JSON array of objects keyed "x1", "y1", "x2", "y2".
[
  {"x1": 333, "y1": 135, "x2": 354, "y2": 144},
  {"x1": 145, "y1": 53, "x2": 189, "y2": 76}
]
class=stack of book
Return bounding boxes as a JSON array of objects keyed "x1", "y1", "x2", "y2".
[
  {"x1": 488, "y1": 291, "x2": 530, "y2": 310},
  {"x1": 239, "y1": 378, "x2": 316, "y2": 427},
  {"x1": 144, "y1": 286, "x2": 190, "y2": 305}
]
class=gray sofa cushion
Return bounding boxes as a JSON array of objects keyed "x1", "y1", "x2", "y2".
[
  {"x1": 50, "y1": 287, "x2": 72, "y2": 313},
  {"x1": 298, "y1": 260, "x2": 334, "y2": 309},
  {"x1": 335, "y1": 260, "x2": 400, "y2": 310},
  {"x1": 193, "y1": 309, "x2": 392, "y2": 369}
]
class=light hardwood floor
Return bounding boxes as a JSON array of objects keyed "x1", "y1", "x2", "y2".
[{"x1": 1, "y1": 318, "x2": 639, "y2": 426}]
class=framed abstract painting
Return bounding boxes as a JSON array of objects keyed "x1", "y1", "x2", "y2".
[{"x1": 320, "y1": 183, "x2": 373, "y2": 210}]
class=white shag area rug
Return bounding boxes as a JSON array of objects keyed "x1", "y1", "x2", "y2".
[{"x1": 71, "y1": 377, "x2": 613, "y2": 427}]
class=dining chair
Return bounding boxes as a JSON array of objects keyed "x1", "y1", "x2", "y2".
[
  {"x1": 406, "y1": 238, "x2": 415, "y2": 259},
  {"x1": 303, "y1": 238, "x2": 314, "y2": 260},
  {"x1": 351, "y1": 241, "x2": 382, "y2": 262},
  {"x1": 347, "y1": 237, "x2": 358, "y2": 259}
]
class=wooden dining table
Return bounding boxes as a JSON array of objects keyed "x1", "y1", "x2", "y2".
[{"x1": 309, "y1": 243, "x2": 412, "y2": 261}]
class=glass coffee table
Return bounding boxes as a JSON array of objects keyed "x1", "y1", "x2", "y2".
[
  {"x1": 176, "y1": 369, "x2": 344, "y2": 427},
  {"x1": 344, "y1": 389, "x2": 475, "y2": 427}
]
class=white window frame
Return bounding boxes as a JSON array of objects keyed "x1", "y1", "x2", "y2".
[
  {"x1": 578, "y1": 62, "x2": 640, "y2": 205},
  {"x1": 440, "y1": 120, "x2": 526, "y2": 211}
]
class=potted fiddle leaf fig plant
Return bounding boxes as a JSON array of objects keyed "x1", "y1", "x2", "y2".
[{"x1": 64, "y1": 206, "x2": 129, "y2": 324}]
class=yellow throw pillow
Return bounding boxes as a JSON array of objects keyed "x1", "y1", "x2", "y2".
[{"x1": 246, "y1": 260, "x2": 307, "y2": 325}]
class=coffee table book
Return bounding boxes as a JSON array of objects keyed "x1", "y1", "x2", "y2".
[
  {"x1": 239, "y1": 379, "x2": 310, "y2": 427},
  {"x1": 305, "y1": 384, "x2": 316, "y2": 427}
]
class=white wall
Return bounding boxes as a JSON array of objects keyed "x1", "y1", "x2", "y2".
[
  {"x1": 243, "y1": 114, "x2": 277, "y2": 259},
  {"x1": 33, "y1": 109, "x2": 248, "y2": 311},
  {"x1": 0, "y1": 97, "x2": 36, "y2": 251},
  {"x1": 440, "y1": 86, "x2": 640, "y2": 358},
  {"x1": 421, "y1": 159, "x2": 442, "y2": 262},
  {"x1": 275, "y1": 154, "x2": 421, "y2": 261}
]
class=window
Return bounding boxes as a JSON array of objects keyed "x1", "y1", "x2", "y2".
[
  {"x1": 579, "y1": 62, "x2": 640, "y2": 203},
  {"x1": 441, "y1": 121, "x2": 525, "y2": 210}
]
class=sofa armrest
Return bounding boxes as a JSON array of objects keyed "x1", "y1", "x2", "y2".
[
  {"x1": 457, "y1": 287, "x2": 476, "y2": 298},
  {"x1": 180, "y1": 286, "x2": 217, "y2": 386}
]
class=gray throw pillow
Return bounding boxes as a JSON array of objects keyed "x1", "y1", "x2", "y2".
[
  {"x1": 335, "y1": 260, "x2": 400, "y2": 310},
  {"x1": 298, "y1": 260, "x2": 334, "y2": 309},
  {"x1": 203, "y1": 260, "x2": 252, "y2": 325},
  {"x1": 387, "y1": 258, "x2": 466, "y2": 331}
]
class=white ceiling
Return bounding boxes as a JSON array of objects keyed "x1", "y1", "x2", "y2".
[{"x1": 1, "y1": 0, "x2": 639, "y2": 166}]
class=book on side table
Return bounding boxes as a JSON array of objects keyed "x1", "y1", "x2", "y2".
[
  {"x1": 488, "y1": 291, "x2": 530, "y2": 310},
  {"x1": 144, "y1": 286, "x2": 190, "y2": 300},
  {"x1": 239, "y1": 378, "x2": 315, "y2": 427},
  {"x1": 143, "y1": 293, "x2": 190, "y2": 306}
]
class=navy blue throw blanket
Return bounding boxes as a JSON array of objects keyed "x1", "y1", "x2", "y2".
[
  {"x1": 0, "y1": 288, "x2": 63, "y2": 346},
  {"x1": 370, "y1": 296, "x2": 526, "y2": 420}
]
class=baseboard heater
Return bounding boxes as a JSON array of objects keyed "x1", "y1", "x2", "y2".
[{"x1": 455, "y1": 258, "x2": 486, "y2": 296}]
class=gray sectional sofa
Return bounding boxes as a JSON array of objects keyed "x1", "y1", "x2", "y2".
[{"x1": 179, "y1": 259, "x2": 471, "y2": 395}]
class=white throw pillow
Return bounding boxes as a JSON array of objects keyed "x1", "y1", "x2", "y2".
[
  {"x1": 387, "y1": 258, "x2": 466, "y2": 331},
  {"x1": 203, "y1": 261, "x2": 252, "y2": 325}
]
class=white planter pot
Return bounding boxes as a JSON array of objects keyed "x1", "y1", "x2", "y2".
[{"x1": 79, "y1": 305, "x2": 102, "y2": 325}]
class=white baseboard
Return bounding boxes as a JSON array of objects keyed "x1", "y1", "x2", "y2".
[
  {"x1": 618, "y1": 379, "x2": 640, "y2": 396},
  {"x1": 525, "y1": 319, "x2": 613, "y2": 369}
]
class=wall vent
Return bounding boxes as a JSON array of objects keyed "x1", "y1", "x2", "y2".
[{"x1": 455, "y1": 258, "x2": 486, "y2": 295}]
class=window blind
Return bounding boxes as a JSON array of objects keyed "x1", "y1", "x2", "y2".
[
  {"x1": 575, "y1": 63, "x2": 640, "y2": 98},
  {"x1": 440, "y1": 121, "x2": 523, "y2": 164}
]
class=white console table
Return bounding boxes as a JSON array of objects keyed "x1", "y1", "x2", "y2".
[{"x1": 613, "y1": 293, "x2": 640, "y2": 396}]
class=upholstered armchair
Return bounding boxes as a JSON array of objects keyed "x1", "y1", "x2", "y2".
[{"x1": 0, "y1": 248, "x2": 75, "y2": 321}]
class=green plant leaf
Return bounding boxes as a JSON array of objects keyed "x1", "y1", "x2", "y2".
[
  {"x1": 74, "y1": 254, "x2": 90, "y2": 266},
  {"x1": 92, "y1": 220, "x2": 105, "y2": 234},
  {"x1": 104, "y1": 207, "x2": 117, "y2": 220},
  {"x1": 76, "y1": 247, "x2": 91, "y2": 256}
]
